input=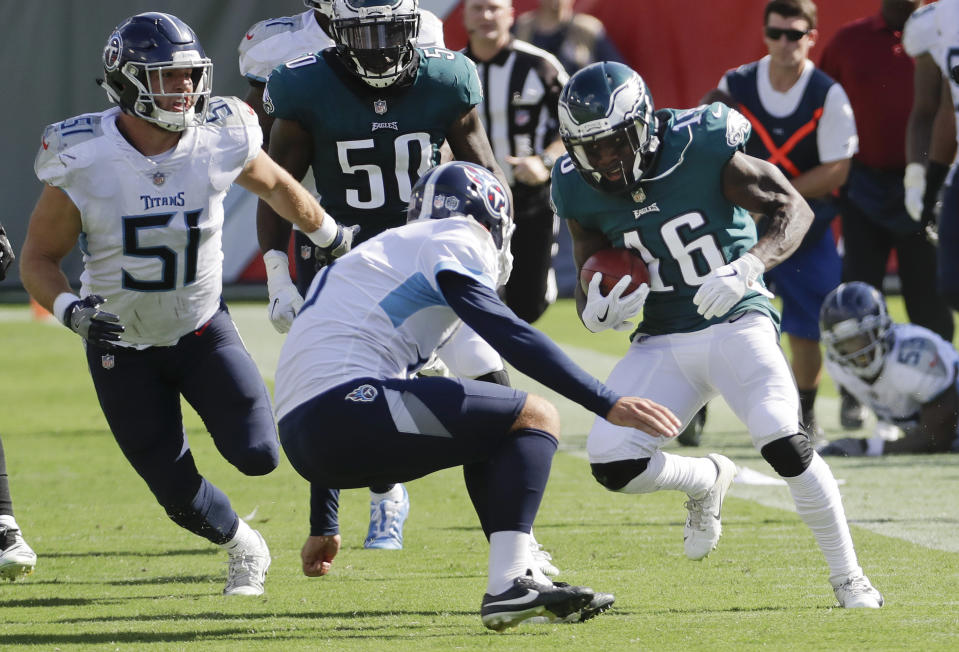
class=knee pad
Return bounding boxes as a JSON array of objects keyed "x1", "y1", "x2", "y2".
[
  {"x1": 233, "y1": 441, "x2": 280, "y2": 477},
  {"x1": 760, "y1": 434, "x2": 813, "y2": 478},
  {"x1": 475, "y1": 369, "x2": 511, "y2": 387},
  {"x1": 590, "y1": 458, "x2": 650, "y2": 491}
]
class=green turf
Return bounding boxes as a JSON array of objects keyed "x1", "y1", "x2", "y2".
[{"x1": 1, "y1": 299, "x2": 957, "y2": 650}]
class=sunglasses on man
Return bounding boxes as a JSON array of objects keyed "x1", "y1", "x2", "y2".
[{"x1": 764, "y1": 26, "x2": 810, "y2": 41}]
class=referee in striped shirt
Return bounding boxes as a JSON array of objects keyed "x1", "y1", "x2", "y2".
[{"x1": 463, "y1": 0, "x2": 569, "y2": 324}]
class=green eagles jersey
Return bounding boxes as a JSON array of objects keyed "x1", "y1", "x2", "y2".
[
  {"x1": 264, "y1": 47, "x2": 482, "y2": 242},
  {"x1": 551, "y1": 102, "x2": 779, "y2": 336}
]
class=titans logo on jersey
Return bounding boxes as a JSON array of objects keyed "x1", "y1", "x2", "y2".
[
  {"x1": 551, "y1": 102, "x2": 777, "y2": 335},
  {"x1": 34, "y1": 96, "x2": 261, "y2": 346},
  {"x1": 263, "y1": 47, "x2": 482, "y2": 242}
]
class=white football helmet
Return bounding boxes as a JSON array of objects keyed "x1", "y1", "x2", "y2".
[
  {"x1": 303, "y1": 1, "x2": 334, "y2": 19},
  {"x1": 330, "y1": 0, "x2": 421, "y2": 88}
]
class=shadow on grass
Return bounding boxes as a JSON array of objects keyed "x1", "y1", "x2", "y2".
[
  {"x1": 0, "y1": 596, "x2": 125, "y2": 608},
  {"x1": 41, "y1": 547, "x2": 216, "y2": 559},
  {"x1": 52, "y1": 609, "x2": 479, "y2": 625}
]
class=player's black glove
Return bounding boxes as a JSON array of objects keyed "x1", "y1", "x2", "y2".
[
  {"x1": 817, "y1": 437, "x2": 867, "y2": 457},
  {"x1": 63, "y1": 294, "x2": 125, "y2": 348},
  {"x1": 315, "y1": 224, "x2": 360, "y2": 269},
  {"x1": 921, "y1": 161, "x2": 948, "y2": 246},
  {"x1": 0, "y1": 223, "x2": 14, "y2": 281}
]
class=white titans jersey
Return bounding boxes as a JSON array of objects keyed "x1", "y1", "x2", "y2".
[
  {"x1": 239, "y1": 8, "x2": 446, "y2": 82},
  {"x1": 904, "y1": 0, "x2": 959, "y2": 157},
  {"x1": 275, "y1": 216, "x2": 500, "y2": 419},
  {"x1": 825, "y1": 323, "x2": 959, "y2": 428},
  {"x1": 34, "y1": 97, "x2": 261, "y2": 347}
]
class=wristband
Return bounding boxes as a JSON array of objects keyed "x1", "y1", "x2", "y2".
[
  {"x1": 305, "y1": 216, "x2": 338, "y2": 248},
  {"x1": 52, "y1": 292, "x2": 81, "y2": 327}
]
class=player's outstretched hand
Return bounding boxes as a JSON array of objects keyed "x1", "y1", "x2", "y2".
[
  {"x1": 582, "y1": 272, "x2": 649, "y2": 333},
  {"x1": 65, "y1": 294, "x2": 124, "y2": 347},
  {"x1": 606, "y1": 397, "x2": 681, "y2": 438},
  {"x1": 301, "y1": 534, "x2": 341, "y2": 577}
]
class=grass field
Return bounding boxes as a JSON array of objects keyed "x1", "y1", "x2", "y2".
[{"x1": 1, "y1": 298, "x2": 957, "y2": 650}]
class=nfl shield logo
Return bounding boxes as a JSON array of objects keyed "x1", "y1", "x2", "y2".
[
  {"x1": 374, "y1": 99, "x2": 387, "y2": 115},
  {"x1": 631, "y1": 187, "x2": 646, "y2": 203},
  {"x1": 152, "y1": 171, "x2": 166, "y2": 186},
  {"x1": 101, "y1": 354, "x2": 115, "y2": 370},
  {"x1": 300, "y1": 244, "x2": 313, "y2": 260}
]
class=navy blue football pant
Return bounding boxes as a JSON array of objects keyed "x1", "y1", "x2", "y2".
[
  {"x1": 279, "y1": 376, "x2": 556, "y2": 539},
  {"x1": 86, "y1": 304, "x2": 279, "y2": 545}
]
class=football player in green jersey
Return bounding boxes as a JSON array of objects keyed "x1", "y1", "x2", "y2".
[{"x1": 551, "y1": 62, "x2": 882, "y2": 609}]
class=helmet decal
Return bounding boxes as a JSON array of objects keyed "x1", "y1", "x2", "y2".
[{"x1": 103, "y1": 32, "x2": 122, "y2": 71}]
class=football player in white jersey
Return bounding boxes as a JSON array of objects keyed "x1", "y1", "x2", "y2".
[
  {"x1": 275, "y1": 161, "x2": 681, "y2": 630},
  {"x1": 904, "y1": 0, "x2": 959, "y2": 311},
  {"x1": 19, "y1": 12, "x2": 354, "y2": 597},
  {"x1": 818, "y1": 282, "x2": 959, "y2": 456}
]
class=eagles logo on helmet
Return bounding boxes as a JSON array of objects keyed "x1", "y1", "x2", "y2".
[{"x1": 558, "y1": 61, "x2": 660, "y2": 194}]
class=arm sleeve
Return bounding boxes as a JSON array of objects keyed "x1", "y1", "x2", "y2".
[
  {"x1": 310, "y1": 485, "x2": 341, "y2": 536},
  {"x1": 436, "y1": 270, "x2": 620, "y2": 416}
]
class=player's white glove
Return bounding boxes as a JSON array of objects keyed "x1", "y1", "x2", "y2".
[
  {"x1": 693, "y1": 252, "x2": 771, "y2": 320},
  {"x1": 417, "y1": 351, "x2": 450, "y2": 377},
  {"x1": 581, "y1": 272, "x2": 649, "y2": 333},
  {"x1": 264, "y1": 249, "x2": 303, "y2": 334},
  {"x1": 904, "y1": 162, "x2": 925, "y2": 222}
]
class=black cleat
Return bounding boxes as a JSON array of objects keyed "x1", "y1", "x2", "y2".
[{"x1": 481, "y1": 573, "x2": 595, "y2": 631}]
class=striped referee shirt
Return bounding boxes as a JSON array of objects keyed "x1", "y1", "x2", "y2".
[{"x1": 463, "y1": 39, "x2": 568, "y2": 187}]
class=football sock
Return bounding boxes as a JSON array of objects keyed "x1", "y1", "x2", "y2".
[
  {"x1": 0, "y1": 437, "x2": 12, "y2": 516},
  {"x1": 369, "y1": 484, "x2": 403, "y2": 503},
  {"x1": 620, "y1": 450, "x2": 717, "y2": 498},
  {"x1": 483, "y1": 428, "x2": 556, "y2": 536},
  {"x1": 783, "y1": 453, "x2": 862, "y2": 583},
  {"x1": 798, "y1": 387, "x2": 818, "y2": 425},
  {"x1": 487, "y1": 530, "x2": 548, "y2": 594},
  {"x1": 221, "y1": 517, "x2": 256, "y2": 553}
]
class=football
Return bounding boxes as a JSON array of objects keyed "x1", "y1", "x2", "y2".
[{"x1": 580, "y1": 248, "x2": 650, "y2": 296}]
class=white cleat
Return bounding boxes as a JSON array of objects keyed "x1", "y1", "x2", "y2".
[
  {"x1": 223, "y1": 529, "x2": 270, "y2": 596},
  {"x1": 833, "y1": 573, "x2": 883, "y2": 608},
  {"x1": 529, "y1": 532, "x2": 559, "y2": 577},
  {"x1": 0, "y1": 526, "x2": 37, "y2": 581},
  {"x1": 683, "y1": 453, "x2": 737, "y2": 560}
]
